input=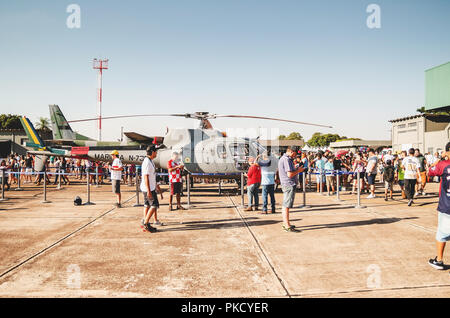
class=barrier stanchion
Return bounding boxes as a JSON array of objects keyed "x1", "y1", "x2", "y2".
[
  {"x1": 0, "y1": 169, "x2": 6, "y2": 201},
  {"x1": 355, "y1": 172, "x2": 366, "y2": 209},
  {"x1": 319, "y1": 171, "x2": 323, "y2": 195},
  {"x1": 15, "y1": 169, "x2": 23, "y2": 191},
  {"x1": 299, "y1": 172, "x2": 310, "y2": 209},
  {"x1": 187, "y1": 173, "x2": 191, "y2": 210},
  {"x1": 57, "y1": 167, "x2": 62, "y2": 190},
  {"x1": 240, "y1": 172, "x2": 245, "y2": 207},
  {"x1": 308, "y1": 170, "x2": 312, "y2": 192},
  {"x1": 326, "y1": 171, "x2": 331, "y2": 196},
  {"x1": 95, "y1": 166, "x2": 99, "y2": 188},
  {"x1": 84, "y1": 168, "x2": 94, "y2": 205},
  {"x1": 336, "y1": 171, "x2": 341, "y2": 201},
  {"x1": 133, "y1": 174, "x2": 142, "y2": 207},
  {"x1": 42, "y1": 171, "x2": 50, "y2": 203}
]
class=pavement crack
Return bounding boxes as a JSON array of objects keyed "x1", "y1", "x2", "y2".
[
  {"x1": 228, "y1": 195, "x2": 291, "y2": 298},
  {"x1": 0, "y1": 194, "x2": 136, "y2": 280}
]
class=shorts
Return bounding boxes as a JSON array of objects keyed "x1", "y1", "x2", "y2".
[
  {"x1": 436, "y1": 212, "x2": 450, "y2": 242},
  {"x1": 281, "y1": 185, "x2": 296, "y2": 208},
  {"x1": 170, "y1": 182, "x2": 183, "y2": 195},
  {"x1": 417, "y1": 171, "x2": 427, "y2": 187},
  {"x1": 398, "y1": 180, "x2": 404, "y2": 187},
  {"x1": 111, "y1": 179, "x2": 121, "y2": 194},
  {"x1": 143, "y1": 190, "x2": 159, "y2": 208},
  {"x1": 384, "y1": 181, "x2": 393, "y2": 191},
  {"x1": 367, "y1": 173, "x2": 377, "y2": 185},
  {"x1": 315, "y1": 174, "x2": 325, "y2": 183},
  {"x1": 25, "y1": 168, "x2": 33, "y2": 175},
  {"x1": 326, "y1": 175, "x2": 334, "y2": 187}
]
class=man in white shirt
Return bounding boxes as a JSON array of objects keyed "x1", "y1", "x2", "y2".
[
  {"x1": 366, "y1": 148, "x2": 378, "y2": 199},
  {"x1": 383, "y1": 150, "x2": 394, "y2": 164},
  {"x1": 402, "y1": 148, "x2": 422, "y2": 207},
  {"x1": 110, "y1": 150, "x2": 123, "y2": 207},
  {"x1": 140, "y1": 145, "x2": 163, "y2": 233}
]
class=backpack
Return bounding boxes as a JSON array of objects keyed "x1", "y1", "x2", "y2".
[
  {"x1": 74, "y1": 196, "x2": 82, "y2": 206},
  {"x1": 384, "y1": 166, "x2": 395, "y2": 182}
]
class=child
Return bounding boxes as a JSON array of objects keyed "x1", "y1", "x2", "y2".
[
  {"x1": 395, "y1": 159, "x2": 406, "y2": 199},
  {"x1": 325, "y1": 156, "x2": 335, "y2": 195},
  {"x1": 383, "y1": 160, "x2": 395, "y2": 201}
]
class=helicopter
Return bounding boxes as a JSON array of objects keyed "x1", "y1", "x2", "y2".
[
  {"x1": 23, "y1": 107, "x2": 332, "y2": 179},
  {"x1": 64, "y1": 110, "x2": 332, "y2": 176}
]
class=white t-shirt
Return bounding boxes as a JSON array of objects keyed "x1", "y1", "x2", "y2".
[
  {"x1": 111, "y1": 158, "x2": 123, "y2": 180},
  {"x1": 402, "y1": 156, "x2": 420, "y2": 180},
  {"x1": 140, "y1": 157, "x2": 156, "y2": 192},
  {"x1": 383, "y1": 154, "x2": 394, "y2": 163}
]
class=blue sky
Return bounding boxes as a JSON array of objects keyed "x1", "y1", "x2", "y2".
[{"x1": 1, "y1": 0, "x2": 449, "y2": 141}]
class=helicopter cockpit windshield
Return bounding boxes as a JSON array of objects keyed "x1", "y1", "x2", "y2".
[
  {"x1": 251, "y1": 141, "x2": 267, "y2": 156},
  {"x1": 229, "y1": 143, "x2": 249, "y2": 158}
]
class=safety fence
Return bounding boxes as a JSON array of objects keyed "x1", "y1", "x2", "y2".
[{"x1": 0, "y1": 169, "x2": 367, "y2": 209}]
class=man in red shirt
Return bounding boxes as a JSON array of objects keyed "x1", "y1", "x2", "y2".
[
  {"x1": 428, "y1": 142, "x2": 450, "y2": 270},
  {"x1": 244, "y1": 157, "x2": 261, "y2": 212},
  {"x1": 167, "y1": 151, "x2": 186, "y2": 211}
]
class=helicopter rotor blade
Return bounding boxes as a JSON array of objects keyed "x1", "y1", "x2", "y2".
[
  {"x1": 211, "y1": 114, "x2": 333, "y2": 128},
  {"x1": 67, "y1": 112, "x2": 332, "y2": 128},
  {"x1": 67, "y1": 113, "x2": 190, "y2": 123}
]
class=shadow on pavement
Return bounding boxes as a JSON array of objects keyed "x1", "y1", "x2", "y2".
[{"x1": 290, "y1": 217, "x2": 418, "y2": 231}]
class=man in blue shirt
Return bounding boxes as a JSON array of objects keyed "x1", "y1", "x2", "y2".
[
  {"x1": 278, "y1": 147, "x2": 304, "y2": 232},
  {"x1": 257, "y1": 153, "x2": 278, "y2": 214}
]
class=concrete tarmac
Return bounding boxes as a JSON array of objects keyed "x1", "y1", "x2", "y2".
[{"x1": 0, "y1": 178, "x2": 448, "y2": 297}]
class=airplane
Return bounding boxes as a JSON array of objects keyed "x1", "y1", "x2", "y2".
[{"x1": 22, "y1": 107, "x2": 332, "y2": 181}]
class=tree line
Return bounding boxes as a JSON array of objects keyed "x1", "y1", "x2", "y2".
[
  {"x1": 278, "y1": 131, "x2": 361, "y2": 147},
  {"x1": 0, "y1": 114, "x2": 51, "y2": 131}
]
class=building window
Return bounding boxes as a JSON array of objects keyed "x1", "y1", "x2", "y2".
[
  {"x1": 398, "y1": 129, "x2": 416, "y2": 134},
  {"x1": 408, "y1": 122, "x2": 417, "y2": 128},
  {"x1": 398, "y1": 124, "x2": 406, "y2": 129}
]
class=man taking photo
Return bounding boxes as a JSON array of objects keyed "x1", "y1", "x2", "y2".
[{"x1": 278, "y1": 147, "x2": 304, "y2": 232}]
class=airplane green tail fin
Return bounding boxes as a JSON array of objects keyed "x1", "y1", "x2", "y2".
[{"x1": 49, "y1": 104, "x2": 93, "y2": 141}]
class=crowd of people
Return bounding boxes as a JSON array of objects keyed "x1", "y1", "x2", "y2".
[{"x1": 241, "y1": 146, "x2": 449, "y2": 232}]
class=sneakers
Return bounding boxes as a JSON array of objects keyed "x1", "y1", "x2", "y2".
[
  {"x1": 282, "y1": 225, "x2": 300, "y2": 232},
  {"x1": 145, "y1": 223, "x2": 157, "y2": 233},
  {"x1": 153, "y1": 220, "x2": 164, "y2": 226},
  {"x1": 244, "y1": 207, "x2": 253, "y2": 212},
  {"x1": 428, "y1": 257, "x2": 444, "y2": 270},
  {"x1": 408, "y1": 200, "x2": 413, "y2": 207},
  {"x1": 115, "y1": 202, "x2": 121, "y2": 208},
  {"x1": 414, "y1": 192, "x2": 420, "y2": 197},
  {"x1": 367, "y1": 194, "x2": 376, "y2": 199}
]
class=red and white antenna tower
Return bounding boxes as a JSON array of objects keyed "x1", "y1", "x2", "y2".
[{"x1": 93, "y1": 58, "x2": 109, "y2": 141}]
